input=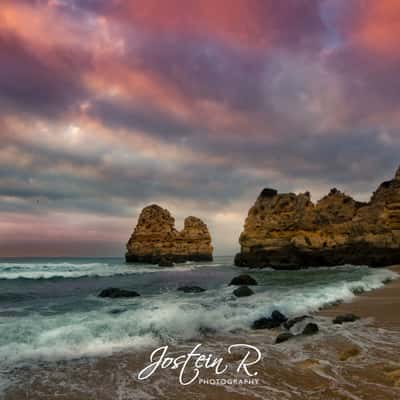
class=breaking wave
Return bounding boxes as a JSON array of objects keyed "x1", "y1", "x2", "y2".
[
  {"x1": 0, "y1": 261, "x2": 221, "y2": 280},
  {"x1": 0, "y1": 264, "x2": 396, "y2": 366}
]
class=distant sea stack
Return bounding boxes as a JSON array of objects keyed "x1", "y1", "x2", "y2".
[
  {"x1": 235, "y1": 166, "x2": 400, "y2": 269},
  {"x1": 126, "y1": 204, "x2": 213, "y2": 264}
]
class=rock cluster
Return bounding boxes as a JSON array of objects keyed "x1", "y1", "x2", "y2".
[
  {"x1": 126, "y1": 204, "x2": 213, "y2": 264},
  {"x1": 235, "y1": 166, "x2": 400, "y2": 269}
]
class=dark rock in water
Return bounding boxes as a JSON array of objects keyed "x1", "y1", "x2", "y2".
[
  {"x1": 275, "y1": 332, "x2": 294, "y2": 344},
  {"x1": 158, "y1": 257, "x2": 174, "y2": 267},
  {"x1": 271, "y1": 310, "x2": 288, "y2": 323},
  {"x1": 109, "y1": 308, "x2": 127, "y2": 315},
  {"x1": 252, "y1": 317, "x2": 281, "y2": 330},
  {"x1": 251, "y1": 310, "x2": 287, "y2": 329},
  {"x1": 99, "y1": 288, "x2": 140, "y2": 298},
  {"x1": 333, "y1": 314, "x2": 360, "y2": 324},
  {"x1": 229, "y1": 274, "x2": 258, "y2": 286},
  {"x1": 233, "y1": 286, "x2": 254, "y2": 297},
  {"x1": 199, "y1": 326, "x2": 217, "y2": 335},
  {"x1": 302, "y1": 323, "x2": 319, "y2": 335},
  {"x1": 177, "y1": 286, "x2": 206, "y2": 293},
  {"x1": 284, "y1": 315, "x2": 312, "y2": 330}
]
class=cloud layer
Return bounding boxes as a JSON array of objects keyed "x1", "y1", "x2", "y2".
[{"x1": 1, "y1": 0, "x2": 400, "y2": 256}]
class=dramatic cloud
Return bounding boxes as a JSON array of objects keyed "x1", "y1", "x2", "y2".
[{"x1": 1, "y1": 0, "x2": 400, "y2": 256}]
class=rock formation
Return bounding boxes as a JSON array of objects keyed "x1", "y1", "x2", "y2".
[
  {"x1": 126, "y1": 204, "x2": 213, "y2": 263},
  {"x1": 235, "y1": 166, "x2": 400, "y2": 268}
]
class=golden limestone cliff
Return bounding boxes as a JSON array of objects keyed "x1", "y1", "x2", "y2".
[
  {"x1": 235, "y1": 166, "x2": 400, "y2": 269},
  {"x1": 126, "y1": 204, "x2": 213, "y2": 263}
]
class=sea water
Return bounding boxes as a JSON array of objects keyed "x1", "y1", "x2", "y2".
[{"x1": 0, "y1": 256, "x2": 397, "y2": 394}]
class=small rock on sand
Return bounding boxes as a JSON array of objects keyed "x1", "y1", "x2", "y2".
[
  {"x1": 302, "y1": 323, "x2": 319, "y2": 335},
  {"x1": 275, "y1": 332, "x2": 294, "y2": 344},
  {"x1": 333, "y1": 314, "x2": 360, "y2": 324}
]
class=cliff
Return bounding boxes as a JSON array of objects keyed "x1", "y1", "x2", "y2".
[
  {"x1": 126, "y1": 204, "x2": 213, "y2": 263},
  {"x1": 235, "y1": 166, "x2": 400, "y2": 269}
]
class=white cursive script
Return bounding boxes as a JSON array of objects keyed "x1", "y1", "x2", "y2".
[{"x1": 138, "y1": 343, "x2": 261, "y2": 385}]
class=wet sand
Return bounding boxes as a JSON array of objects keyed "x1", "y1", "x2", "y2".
[
  {"x1": 319, "y1": 265, "x2": 400, "y2": 329},
  {"x1": 4, "y1": 266, "x2": 400, "y2": 400}
]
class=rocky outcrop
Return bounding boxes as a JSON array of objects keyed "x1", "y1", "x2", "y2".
[
  {"x1": 235, "y1": 166, "x2": 400, "y2": 269},
  {"x1": 126, "y1": 204, "x2": 213, "y2": 263}
]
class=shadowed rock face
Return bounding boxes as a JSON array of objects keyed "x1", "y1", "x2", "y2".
[
  {"x1": 235, "y1": 166, "x2": 400, "y2": 269},
  {"x1": 126, "y1": 204, "x2": 213, "y2": 263}
]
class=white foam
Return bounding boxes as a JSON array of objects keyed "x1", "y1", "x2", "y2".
[
  {"x1": 0, "y1": 267, "x2": 396, "y2": 367},
  {"x1": 0, "y1": 261, "x2": 216, "y2": 280}
]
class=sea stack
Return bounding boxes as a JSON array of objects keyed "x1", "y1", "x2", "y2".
[
  {"x1": 235, "y1": 165, "x2": 400, "y2": 269},
  {"x1": 126, "y1": 204, "x2": 213, "y2": 264}
]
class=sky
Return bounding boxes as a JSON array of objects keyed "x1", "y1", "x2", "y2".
[{"x1": 1, "y1": 0, "x2": 400, "y2": 257}]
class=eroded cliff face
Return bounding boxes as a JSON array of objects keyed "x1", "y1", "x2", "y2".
[
  {"x1": 235, "y1": 166, "x2": 400, "y2": 269},
  {"x1": 126, "y1": 205, "x2": 213, "y2": 263}
]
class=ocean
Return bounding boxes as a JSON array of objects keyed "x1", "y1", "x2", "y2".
[{"x1": 0, "y1": 256, "x2": 398, "y2": 398}]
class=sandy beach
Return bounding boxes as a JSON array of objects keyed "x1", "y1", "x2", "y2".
[
  {"x1": 319, "y1": 265, "x2": 400, "y2": 329},
  {"x1": 3, "y1": 265, "x2": 400, "y2": 400}
]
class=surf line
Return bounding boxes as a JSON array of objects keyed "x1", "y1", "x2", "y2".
[{"x1": 138, "y1": 343, "x2": 261, "y2": 385}]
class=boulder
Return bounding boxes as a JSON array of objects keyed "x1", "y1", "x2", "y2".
[
  {"x1": 235, "y1": 165, "x2": 400, "y2": 268},
  {"x1": 271, "y1": 310, "x2": 288, "y2": 324},
  {"x1": 126, "y1": 205, "x2": 213, "y2": 264},
  {"x1": 233, "y1": 286, "x2": 254, "y2": 297},
  {"x1": 302, "y1": 323, "x2": 319, "y2": 335},
  {"x1": 251, "y1": 310, "x2": 288, "y2": 329},
  {"x1": 333, "y1": 314, "x2": 360, "y2": 324},
  {"x1": 229, "y1": 274, "x2": 258, "y2": 286},
  {"x1": 177, "y1": 286, "x2": 206, "y2": 293},
  {"x1": 252, "y1": 317, "x2": 281, "y2": 330},
  {"x1": 284, "y1": 315, "x2": 311, "y2": 330},
  {"x1": 275, "y1": 332, "x2": 294, "y2": 344},
  {"x1": 99, "y1": 288, "x2": 140, "y2": 298}
]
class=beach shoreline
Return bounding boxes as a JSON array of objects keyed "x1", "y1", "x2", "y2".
[
  {"x1": 2, "y1": 263, "x2": 400, "y2": 400},
  {"x1": 318, "y1": 265, "x2": 400, "y2": 329}
]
